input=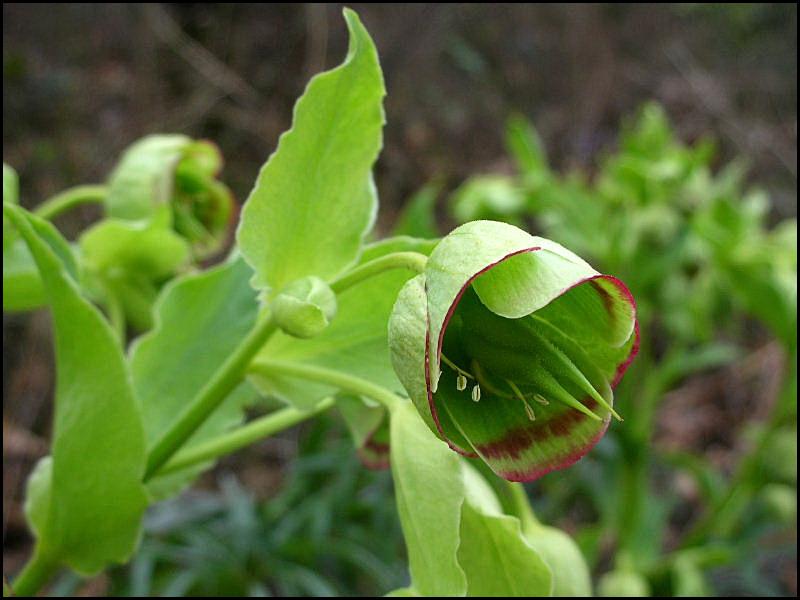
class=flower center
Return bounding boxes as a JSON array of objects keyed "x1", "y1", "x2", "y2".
[{"x1": 440, "y1": 286, "x2": 621, "y2": 422}]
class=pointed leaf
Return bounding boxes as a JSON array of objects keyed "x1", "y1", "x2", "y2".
[
  {"x1": 237, "y1": 8, "x2": 385, "y2": 295},
  {"x1": 6, "y1": 203, "x2": 147, "y2": 575}
]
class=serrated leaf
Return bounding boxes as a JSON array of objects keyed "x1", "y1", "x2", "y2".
[
  {"x1": 6, "y1": 203, "x2": 147, "y2": 575},
  {"x1": 237, "y1": 8, "x2": 385, "y2": 295},
  {"x1": 128, "y1": 256, "x2": 260, "y2": 499}
]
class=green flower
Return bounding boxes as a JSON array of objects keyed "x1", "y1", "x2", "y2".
[
  {"x1": 389, "y1": 220, "x2": 638, "y2": 481},
  {"x1": 105, "y1": 134, "x2": 234, "y2": 259}
]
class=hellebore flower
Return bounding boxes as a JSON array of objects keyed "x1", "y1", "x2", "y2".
[
  {"x1": 105, "y1": 134, "x2": 234, "y2": 259},
  {"x1": 389, "y1": 220, "x2": 638, "y2": 481}
]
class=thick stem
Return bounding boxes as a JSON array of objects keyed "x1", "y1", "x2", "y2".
[
  {"x1": 329, "y1": 251, "x2": 427, "y2": 293},
  {"x1": 157, "y1": 398, "x2": 334, "y2": 476},
  {"x1": 10, "y1": 547, "x2": 59, "y2": 597},
  {"x1": 249, "y1": 359, "x2": 404, "y2": 413},
  {"x1": 144, "y1": 316, "x2": 279, "y2": 480},
  {"x1": 33, "y1": 185, "x2": 107, "y2": 220}
]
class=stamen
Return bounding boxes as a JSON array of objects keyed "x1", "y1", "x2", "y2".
[
  {"x1": 524, "y1": 402, "x2": 536, "y2": 421},
  {"x1": 471, "y1": 360, "x2": 514, "y2": 398},
  {"x1": 533, "y1": 393, "x2": 549, "y2": 405},
  {"x1": 507, "y1": 379, "x2": 537, "y2": 422},
  {"x1": 456, "y1": 374, "x2": 467, "y2": 391},
  {"x1": 471, "y1": 384, "x2": 481, "y2": 402},
  {"x1": 529, "y1": 366, "x2": 602, "y2": 421},
  {"x1": 441, "y1": 353, "x2": 475, "y2": 379}
]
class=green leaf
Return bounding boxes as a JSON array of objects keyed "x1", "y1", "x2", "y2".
[
  {"x1": 6, "y1": 203, "x2": 147, "y2": 575},
  {"x1": 250, "y1": 237, "x2": 436, "y2": 410},
  {"x1": 4, "y1": 236, "x2": 47, "y2": 310},
  {"x1": 3, "y1": 162, "x2": 19, "y2": 246},
  {"x1": 458, "y1": 503, "x2": 553, "y2": 596},
  {"x1": 389, "y1": 401, "x2": 467, "y2": 596},
  {"x1": 337, "y1": 394, "x2": 390, "y2": 469},
  {"x1": 390, "y1": 403, "x2": 555, "y2": 596},
  {"x1": 3, "y1": 163, "x2": 67, "y2": 312},
  {"x1": 389, "y1": 220, "x2": 638, "y2": 481},
  {"x1": 393, "y1": 182, "x2": 441, "y2": 239},
  {"x1": 523, "y1": 522, "x2": 591, "y2": 596},
  {"x1": 385, "y1": 587, "x2": 419, "y2": 597},
  {"x1": 79, "y1": 214, "x2": 191, "y2": 330},
  {"x1": 456, "y1": 461, "x2": 553, "y2": 596},
  {"x1": 597, "y1": 569, "x2": 650, "y2": 597},
  {"x1": 128, "y1": 256, "x2": 260, "y2": 499},
  {"x1": 505, "y1": 114, "x2": 549, "y2": 176},
  {"x1": 450, "y1": 176, "x2": 527, "y2": 225},
  {"x1": 237, "y1": 8, "x2": 386, "y2": 295}
]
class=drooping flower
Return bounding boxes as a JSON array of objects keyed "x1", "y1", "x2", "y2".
[{"x1": 389, "y1": 220, "x2": 638, "y2": 481}]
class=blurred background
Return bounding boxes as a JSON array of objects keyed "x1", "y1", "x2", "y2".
[{"x1": 3, "y1": 3, "x2": 797, "y2": 596}]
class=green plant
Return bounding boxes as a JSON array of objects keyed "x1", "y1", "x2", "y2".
[{"x1": 4, "y1": 9, "x2": 642, "y2": 597}]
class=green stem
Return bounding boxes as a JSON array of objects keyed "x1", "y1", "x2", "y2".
[
  {"x1": 329, "y1": 251, "x2": 427, "y2": 293},
  {"x1": 505, "y1": 481, "x2": 540, "y2": 533},
  {"x1": 144, "y1": 315, "x2": 279, "y2": 480},
  {"x1": 157, "y1": 398, "x2": 334, "y2": 476},
  {"x1": 250, "y1": 359, "x2": 404, "y2": 412},
  {"x1": 11, "y1": 547, "x2": 60, "y2": 597},
  {"x1": 103, "y1": 284, "x2": 126, "y2": 343},
  {"x1": 144, "y1": 250, "x2": 426, "y2": 481},
  {"x1": 33, "y1": 185, "x2": 107, "y2": 220}
]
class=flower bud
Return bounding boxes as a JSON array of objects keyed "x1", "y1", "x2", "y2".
[{"x1": 272, "y1": 276, "x2": 337, "y2": 339}]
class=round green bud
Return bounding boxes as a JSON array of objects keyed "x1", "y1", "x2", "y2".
[{"x1": 272, "y1": 276, "x2": 337, "y2": 339}]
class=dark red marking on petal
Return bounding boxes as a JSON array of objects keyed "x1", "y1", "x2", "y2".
[
  {"x1": 556, "y1": 273, "x2": 639, "y2": 389},
  {"x1": 357, "y1": 447, "x2": 390, "y2": 470},
  {"x1": 497, "y1": 421, "x2": 609, "y2": 482},
  {"x1": 474, "y1": 398, "x2": 600, "y2": 460},
  {"x1": 613, "y1": 318, "x2": 640, "y2": 388}
]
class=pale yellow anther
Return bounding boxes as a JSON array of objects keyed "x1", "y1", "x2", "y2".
[{"x1": 471, "y1": 384, "x2": 481, "y2": 402}]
